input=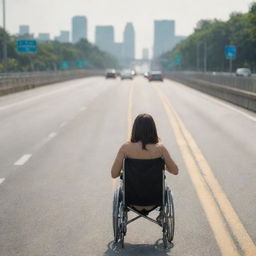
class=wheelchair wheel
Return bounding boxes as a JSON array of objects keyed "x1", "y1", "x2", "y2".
[
  {"x1": 163, "y1": 187, "x2": 175, "y2": 245},
  {"x1": 112, "y1": 187, "x2": 126, "y2": 246},
  {"x1": 113, "y1": 187, "x2": 122, "y2": 243}
]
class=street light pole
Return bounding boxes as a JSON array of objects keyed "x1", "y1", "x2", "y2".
[
  {"x1": 196, "y1": 43, "x2": 199, "y2": 71},
  {"x1": 203, "y1": 41, "x2": 207, "y2": 73},
  {"x1": 2, "y1": 0, "x2": 8, "y2": 72}
]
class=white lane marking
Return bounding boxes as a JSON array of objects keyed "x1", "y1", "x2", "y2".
[
  {"x1": 199, "y1": 93, "x2": 256, "y2": 122},
  {"x1": 14, "y1": 154, "x2": 32, "y2": 166},
  {"x1": 0, "y1": 178, "x2": 5, "y2": 185},
  {"x1": 48, "y1": 132, "x2": 57, "y2": 139},
  {"x1": 59, "y1": 121, "x2": 67, "y2": 128},
  {"x1": 79, "y1": 106, "x2": 87, "y2": 112},
  {"x1": 167, "y1": 79, "x2": 256, "y2": 122}
]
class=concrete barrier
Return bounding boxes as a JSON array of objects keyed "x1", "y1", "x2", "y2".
[
  {"x1": 166, "y1": 73, "x2": 256, "y2": 112},
  {"x1": 0, "y1": 70, "x2": 104, "y2": 96}
]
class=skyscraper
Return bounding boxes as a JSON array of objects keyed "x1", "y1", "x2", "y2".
[
  {"x1": 153, "y1": 20, "x2": 175, "y2": 58},
  {"x1": 123, "y1": 23, "x2": 135, "y2": 61},
  {"x1": 95, "y1": 26, "x2": 114, "y2": 54},
  {"x1": 19, "y1": 25, "x2": 30, "y2": 35},
  {"x1": 142, "y1": 48, "x2": 149, "y2": 60},
  {"x1": 72, "y1": 16, "x2": 87, "y2": 43},
  {"x1": 38, "y1": 33, "x2": 50, "y2": 41}
]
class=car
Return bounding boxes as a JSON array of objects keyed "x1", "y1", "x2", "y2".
[
  {"x1": 105, "y1": 69, "x2": 117, "y2": 79},
  {"x1": 148, "y1": 71, "x2": 164, "y2": 82},
  {"x1": 120, "y1": 70, "x2": 133, "y2": 80},
  {"x1": 143, "y1": 71, "x2": 150, "y2": 78},
  {"x1": 235, "y1": 68, "x2": 251, "y2": 77}
]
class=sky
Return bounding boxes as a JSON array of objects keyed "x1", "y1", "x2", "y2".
[{"x1": 1, "y1": 0, "x2": 252, "y2": 58}]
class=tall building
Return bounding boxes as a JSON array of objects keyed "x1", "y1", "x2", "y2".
[
  {"x1": 95, "y1": 26, "x2": 114, "y2": 54},
  {"x1": 153, "y1": 20, "x2": 175, "y2": 58},
  {"x1": 123, "y1": 23, "x2": 135, "y2": 61},
  {"x1": 142, "y1": 48, "x2": 149, "y2": 60},
  {"x1": 72, "y1": 16, "x2": 87, "y2": 43},
  {"x1": 55, "y1": 31, "x2": 70, "y2": 42},
  {"x1": 38, "y1": 33, "x2": 50, "y2": 41},
  {"x1": 19, "y1": 25, "x2": 30, "y2": 35},
  {"x1": 113, "y1": 42, "x2": 123, "y2": 59}
]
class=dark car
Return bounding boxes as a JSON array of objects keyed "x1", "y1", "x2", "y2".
[
  {"x1": 105, "y1": 69, "x2": 117, "y2": 79},
  {"x1": 148, "y1": 71, "x2": 164, "y2": 82}
]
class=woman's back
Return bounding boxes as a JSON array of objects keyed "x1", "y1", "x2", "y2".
[
  {"x1": 111, "y1": 141, "x2": 178, "y2": 178},
  {"x1": 121, "y1": 141, "x2": 163, "y2": 159}
]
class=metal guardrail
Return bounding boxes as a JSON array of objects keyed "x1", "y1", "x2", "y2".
[
  {"x1": 0, "y1": 70, "x2": 104, "y2": 96},
  {"x1": 177, "y1": 71, "x2": 256, "y2": 93},
  {"x1": 166, "y1": 72, "x2": 256, "y2": 112}
]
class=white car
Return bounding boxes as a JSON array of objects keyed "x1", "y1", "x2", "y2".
[
  {"x1": 236, "y1": 68, "x2": 251, "y2": 77},
  {"x1": 120, "y1": 70, "x2": 133, "y2": 80}
]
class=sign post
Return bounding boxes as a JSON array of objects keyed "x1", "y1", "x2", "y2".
[{"x1": 225, "y1": 46, "x2": 236, "y2": 73}]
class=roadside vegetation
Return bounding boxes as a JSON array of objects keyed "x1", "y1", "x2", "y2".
[
  {"x1": 0, "y1": 30, "x2": 118, "y2": 72},
  {"x1": 163, "y1": 2, "x2": 256, "y2": 72}
]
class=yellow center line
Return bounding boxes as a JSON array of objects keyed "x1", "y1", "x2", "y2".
[
  {"x1": 154, "y1": 86, "x2": 240, "y2": 256},
  {"x1": 112, "y1": 83, "x2": 134, "y2": 190}
]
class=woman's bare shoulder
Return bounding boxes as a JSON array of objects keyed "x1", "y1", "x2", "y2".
[
  {"x1": 120, "y1": 141, "x2": 133, "y2": 150},
  {"x1": 155, "y1": 142, "x2": 165, "y2": 149}
]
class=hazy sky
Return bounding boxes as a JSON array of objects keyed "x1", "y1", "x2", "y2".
[{"x1": 1, "y1": 0, "x2": 252, "y2": 58}]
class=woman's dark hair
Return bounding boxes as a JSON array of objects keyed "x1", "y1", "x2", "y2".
[{"x1": 131, "y1": 113, "x2": 159, "y2": 149}]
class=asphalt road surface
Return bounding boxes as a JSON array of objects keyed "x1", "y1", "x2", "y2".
[{"x1": 0, "y1": 76, "x2": 255, "y2": 256}]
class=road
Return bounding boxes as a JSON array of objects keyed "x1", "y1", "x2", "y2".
[{"x1": 0, "y1": 76, "x2": 255, "y2": 256}]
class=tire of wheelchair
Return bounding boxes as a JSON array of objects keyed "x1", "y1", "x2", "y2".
[
  {"x1": 163, "y1": 187, "x2": 175, "y2": 246},
  {"x1": 112, "y1": 187, "x2": 126, "y2": 246},
  {"x1": 112, "y1": 188, "x2": 121, "y2": 243}
]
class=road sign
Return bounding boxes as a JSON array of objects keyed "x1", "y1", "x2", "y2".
[
  {"x1": 174, "y1": 56, "x2": 181, "y2": 65},
  {"x1": 76, "y1": 60, "x2": 89, "y2": 68},
  {"x1": 225, "y1": 46, "x2": 236, "y2": 60},
  {"x1": 17, "y1": 40, "x2": 37, "y2": 53},
  {"x1": 60, "y1": 61, "x2": 70, "y2": 69}
]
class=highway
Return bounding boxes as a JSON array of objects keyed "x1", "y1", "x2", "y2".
[{"x1": 0, "y1": 76, "x2": 255, "y2": 256}]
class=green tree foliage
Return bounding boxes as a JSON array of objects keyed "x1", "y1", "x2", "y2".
[
  {"x1": 0, "y1": 28, "x2": 118, "y2": 72},
  {"x1": 164, "y1": 2, "x2": 256, "y2": 72}
]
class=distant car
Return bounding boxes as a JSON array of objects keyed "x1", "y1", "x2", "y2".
[
  {"x1": 148, "y1": 71, "x2": 164, "y2": 82},
  {"x1": 143, "y1": 72, "x2": 150, "y2": 78},
  {"x1": 120, "y1": 70, "x2": 133, "y2": 80},
  {"x1": 236, "y1": 68, "x2": 251, "y2": 77},
  {"x1": 105, "y1": 69, "x2": 117, "y2": 79},
  {"x1": 131, "y1": 70, "x2": 136, "y2": 76}
]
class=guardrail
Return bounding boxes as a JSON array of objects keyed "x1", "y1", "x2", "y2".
[
  {"x1": 0, "y1": 70, "x2": 104, "y2": 96},
  {"x1": 178, "y1": 71, "x2": 256, "y2": 93},
  {"x1": 166, "y1": 72, "x2": 256, "y2": 112}
]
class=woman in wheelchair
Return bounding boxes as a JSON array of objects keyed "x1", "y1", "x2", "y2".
[{"x1": 111, "y1": 113, "x2": 178, "y2": 247}]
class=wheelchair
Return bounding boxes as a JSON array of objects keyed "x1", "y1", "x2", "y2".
[{"x1": 112, "y1": 157, "x2": 175, "y2": 248}]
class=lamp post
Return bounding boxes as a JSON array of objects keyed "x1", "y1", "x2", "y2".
[
  {"x1": 2, "y1": 0, "x2": 8, "y2": 72},
  {"x1": 203, "y1": 41, "x2": 207, "y2": 73}
]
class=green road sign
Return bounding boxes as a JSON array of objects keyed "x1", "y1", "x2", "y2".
[
  {"x1": 60, "y1": 61, "x2": 70, "y2": 69},
  {"x1": 17, "y1": 40, "x2": 37, "y2": 53}
]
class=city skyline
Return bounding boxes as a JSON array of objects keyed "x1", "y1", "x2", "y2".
[
  {"x1": 1, "y1": 0, "x2": 250, "y2": 58},
  {"x1": 16, "y1": 18, "x2": 183, "y2": 62}
]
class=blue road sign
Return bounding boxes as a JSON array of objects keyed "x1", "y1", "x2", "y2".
[
  {"x1": 60, "y1": 61, "x2": 70, "y2": 69},
  {"x1": 174, "y1": 56, "x2": 181, "y2": 65},
  {"x1": 17, "y1": 40, "x2": 37, "y2": 53},
  {"x1": 225, "y1": 46, "x2": 236, "y2": 60},
  {"x1": 76, "y1": 60, "x2": 89, "y2": 68}
]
